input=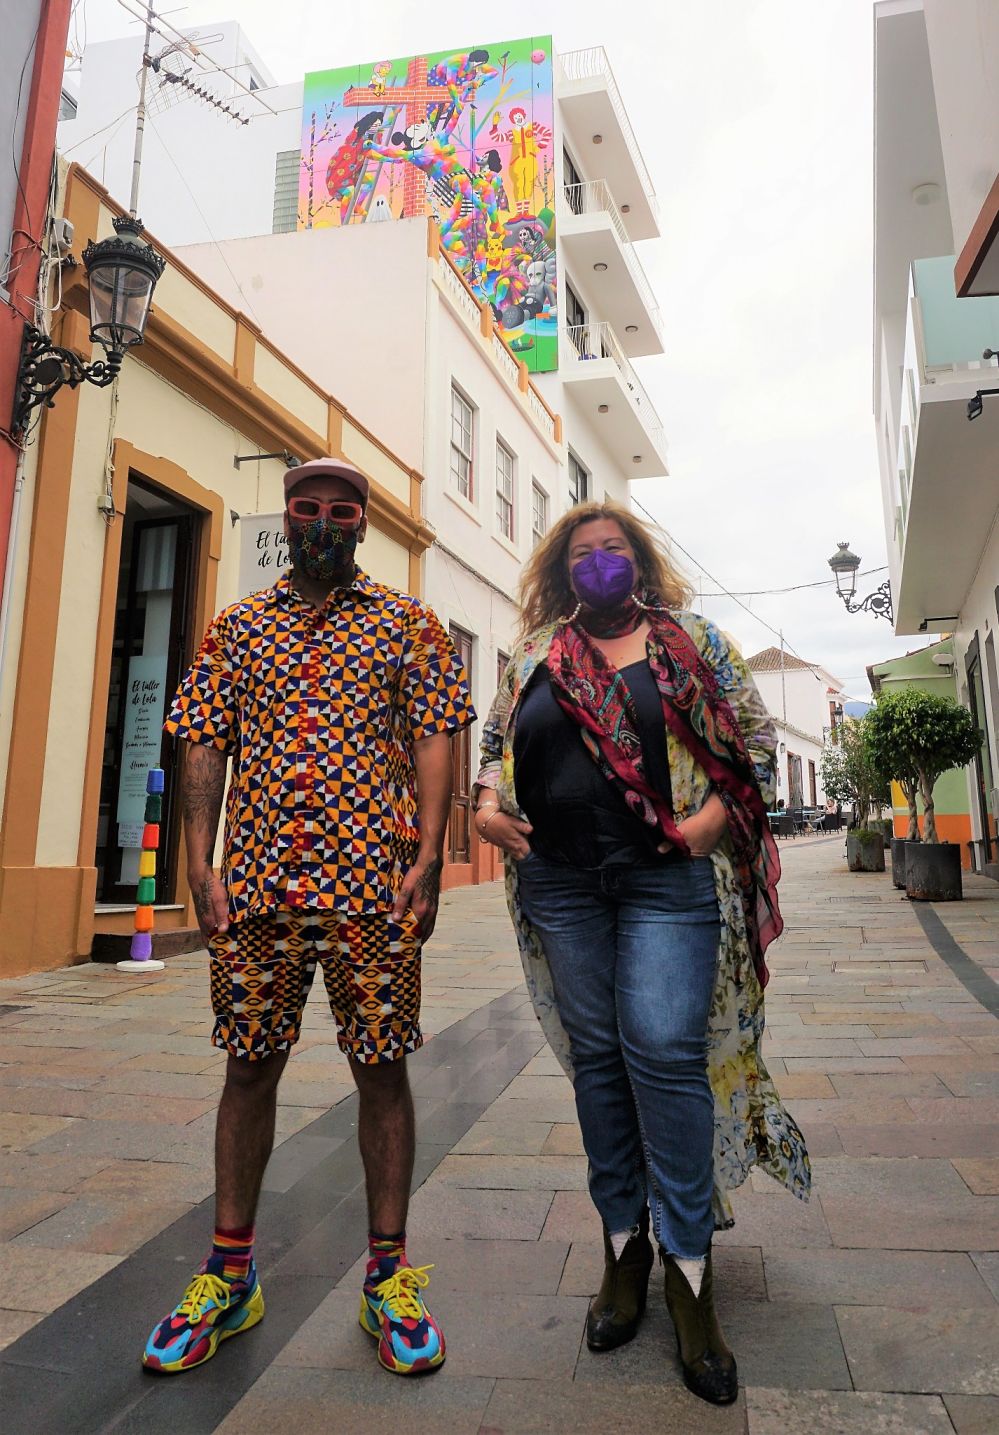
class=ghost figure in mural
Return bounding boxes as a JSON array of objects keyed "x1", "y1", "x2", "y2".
[
  {"x1": 490, "y1": 105, "x2": 552, "y2": 215},
  {"x1": 366, "y1": 194, "x2": 394, "y2": 222},
  {"x1": 326, "y1": 110, "x2": 384, "y2": 222}
]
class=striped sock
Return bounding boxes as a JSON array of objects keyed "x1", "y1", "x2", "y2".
[
  {"x1": 206, "y1": 1224, "x2": 254, "y2": 1283},
  {"x1": 366, "y1": 1229, "x2": 406, "y2": 1286}
]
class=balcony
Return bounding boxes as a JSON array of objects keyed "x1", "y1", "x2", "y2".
[
  {"x1": 890, "y1": 255, "x2": 999, "y2": 633},
  {"x1": 555, "y1": 47, "x2": 660, "y2": 242},
  {"x1": 560, "y1": 180, "x2": 664, "y2": 357},
  {"x1": 562, "y1": 320, "x2": 668, "y2": 480}
]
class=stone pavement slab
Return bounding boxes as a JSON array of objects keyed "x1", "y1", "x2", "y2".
[
  {"x1": 744, "y1": 1388, "x2": 954, "y2": 1434},
  {"x1": 0, "y1": 840, "x2": 998, "y2": 1432}
]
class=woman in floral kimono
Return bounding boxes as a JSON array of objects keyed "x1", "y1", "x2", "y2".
[{"x1": 473, "y1": 502, "x2": 809, "y2": 1406}]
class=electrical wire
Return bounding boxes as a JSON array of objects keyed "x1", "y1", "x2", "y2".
[
  {"x1": 60, "y1": 101, "x2": 140, "y2": 158},
  {"x1": 631, "y1": 494, "x2": 827, "y2": 680},
  {"x1": 144, "y1": 108, "x2": 264, "y2": 326},
  {"x1": 698, "y1": 566, "x2": 887, "y2": 598}
]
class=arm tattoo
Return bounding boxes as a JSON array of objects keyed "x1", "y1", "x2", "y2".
[
  {"x1": 183, "y1": 746, "x2": 227, "y2": 866},
  {"x1": 193, "y1": 875, "x2": 216, "y2": 925},
  {"x1": 416, "y1": 857, "x2": 443, "y2": 906}
]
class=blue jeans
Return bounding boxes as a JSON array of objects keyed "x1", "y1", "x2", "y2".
[{"x1": 517, "y1": 854, "x2": 720, "y2": 1258}]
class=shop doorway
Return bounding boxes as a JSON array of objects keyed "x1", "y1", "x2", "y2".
[{"x1": 94, "y1": 477, "x2": 198, "y2": 906}]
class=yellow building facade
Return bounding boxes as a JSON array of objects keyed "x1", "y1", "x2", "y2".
[{"x1": 0, "y1": 165, "x2": 433, "y2": 978}]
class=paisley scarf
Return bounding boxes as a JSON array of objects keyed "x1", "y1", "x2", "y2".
[{"x1": 546, "y1": 602, "x2": 783, "y2": 985}]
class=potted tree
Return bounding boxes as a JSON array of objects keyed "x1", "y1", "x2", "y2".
[
  {"x1": 820, "y1": 717, "x2": 890, "y2": 873},
  {"x1": 865, "y1": 690, "x2": 922, "y2": 890},
  {"x1": 865, "y1": 689, "x2": 979, "y2": 901}
]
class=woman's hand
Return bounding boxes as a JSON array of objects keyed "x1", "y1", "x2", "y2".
[
  {"x1": 474, "y1": 802, "x2": 533, "y2": 859},
  {"x1": 660, "y1": 792, "x2": 728, "y2": 858}
]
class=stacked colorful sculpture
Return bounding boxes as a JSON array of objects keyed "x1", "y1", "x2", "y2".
[{"x1": 116, "y1": 767, "x2": 166, "y2": 973}]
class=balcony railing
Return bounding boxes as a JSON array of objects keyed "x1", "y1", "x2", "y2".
[
  {"x1": 911, "y1": 256, "x2": 999, "y2": 374},
  {"x1": 555, "y1": 47, "x2": 660, "y2": 223},
  {"x1": 562, "y1": 179, "x2": 663, "y2": 338},
  {"x1": 565, "y1": 319, "x2": 666, "y2": 458}
]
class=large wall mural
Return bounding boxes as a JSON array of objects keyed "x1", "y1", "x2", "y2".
[{"x1": 299, "y1": 36, "x2": 558, "y2": 372}]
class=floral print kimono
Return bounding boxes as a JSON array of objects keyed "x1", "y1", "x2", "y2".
[{"x1": 475, "y1": 611, "x2": 811, "y2": 1229}]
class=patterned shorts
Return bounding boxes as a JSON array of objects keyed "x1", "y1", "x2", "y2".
[{"x1": 208, "y1": 910, "x2": 423, "y2": 1064}]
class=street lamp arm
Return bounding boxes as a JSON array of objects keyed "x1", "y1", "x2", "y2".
[
  {"x1": 12, "y1": 324, "x2": 124, "y2": 440},
  {"x1": 838, "y1": 578, "x2": 894, "y2": 623}
]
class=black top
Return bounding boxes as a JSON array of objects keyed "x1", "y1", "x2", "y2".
[{"x1": 513, "y1": 658, "x2": 675, "y2": 868}]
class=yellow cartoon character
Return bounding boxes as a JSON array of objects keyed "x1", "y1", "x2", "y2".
[
  {"x1": 485, "y1": 231, "x2": 506, "y2": 272},
  {"x1": 490, "y1": 106, "x2": 552, "y2": 215},
  {"x1": 369, "y1": 61, "x2": 392, "y2": 96}
]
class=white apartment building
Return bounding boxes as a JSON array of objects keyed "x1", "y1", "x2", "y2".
[
  {"x1": 59, "y1": 26, "x2": 668, "y2": 886},
  {"x1": 873, "y1": 0, "x2": 999, "y2": 877},
  {"x1": 745, "y1": 648, "x2": 846, "y2": 811}
]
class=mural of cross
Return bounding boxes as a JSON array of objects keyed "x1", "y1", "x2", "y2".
[{"x1": 344, "y1": 56, "x2": 441, "y2": 218}]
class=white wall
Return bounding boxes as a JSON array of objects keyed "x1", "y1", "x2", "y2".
[
  {"x1": 923, "y1": 0, "x2": 999, "y2": 259},
  {"x1": 59, "y1": 30, "x2": 300, "y2": 245},
  {"x1": 179, "y1": 222, "x2": 430, "y2": 471},
  {"x1": 754, "y1": 667, "x2": 841, "y2": 745}
]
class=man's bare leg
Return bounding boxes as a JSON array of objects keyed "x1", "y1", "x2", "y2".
[
  {"x1": 215, "y1": 1050, "x2": 289, "y2": 1228},
  {"x1": 351, "y1": 1056, "x2": 415, "y2": 1232}
]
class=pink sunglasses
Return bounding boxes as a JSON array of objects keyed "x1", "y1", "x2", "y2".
[{"x1": 287, "y1": 497, "x2": 364, "y2": 527}]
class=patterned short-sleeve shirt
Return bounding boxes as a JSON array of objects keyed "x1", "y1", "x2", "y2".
[{"x1": 164, "y1": 570, "x2": 475, "y2": 917}]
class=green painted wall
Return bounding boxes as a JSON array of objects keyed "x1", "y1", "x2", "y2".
[{"x1": 869, "y1": 640, "x2": 969, "y2": 819}]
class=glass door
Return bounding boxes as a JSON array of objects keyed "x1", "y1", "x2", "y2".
[{"x1": 95, "y1": 483, "x2": 196, "y2": 905}]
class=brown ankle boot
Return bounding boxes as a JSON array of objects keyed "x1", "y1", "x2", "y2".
[
  {"x1": 585, "y1": 1209, "x2": 654, "y2": 1352},
  {"x1": 662, "y1": 1248, "x2": 738, "y2": 1405}
]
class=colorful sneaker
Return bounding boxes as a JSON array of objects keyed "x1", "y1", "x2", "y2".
[
  {"x1": 359, "y1": 1263, "x2": 446, "y2": 1374},
  {"x1": 142, "y1": 1266, "x2": 264, "y2": 1373}
]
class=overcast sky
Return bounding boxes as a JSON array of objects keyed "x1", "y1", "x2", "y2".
[{"x1": 73, "y1": 0, "x2": 912, "y2": 698}]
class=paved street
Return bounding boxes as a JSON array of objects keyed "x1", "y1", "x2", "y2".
[{"x1": 1, "y1": 837, "x2": 998, "y2": 1434}]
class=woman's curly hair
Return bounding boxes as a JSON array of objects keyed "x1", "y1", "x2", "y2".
[{"x1": 517, "y1": 499, "x2": 694, "y2": 636}]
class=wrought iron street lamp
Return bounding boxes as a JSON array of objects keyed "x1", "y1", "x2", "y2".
[
  {"x1": 827, "y1": 541, "x2": 894, "y2": 623},
  {"x1": 12, "y1": 215, "x2": 166, "y2": 441}
]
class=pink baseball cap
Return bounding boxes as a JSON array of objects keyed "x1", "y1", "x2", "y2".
[{"x1": 283, "y1": 457, "x2": 370, "y2": 507}]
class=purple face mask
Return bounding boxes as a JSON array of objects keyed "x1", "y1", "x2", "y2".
[{"x1": 570, "y1": 548, "x2": 637, "y2": 609}]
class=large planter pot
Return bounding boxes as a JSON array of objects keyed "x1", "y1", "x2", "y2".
[
  {"x1": 890, "y1": 838, "x2": 911, "y2": 890},
  {"x1": 905, "y1": 842, "x2": 963, "y2": 901},
  {"x1": 847, "y1": 830, "x2": 886, "y2": 873}
]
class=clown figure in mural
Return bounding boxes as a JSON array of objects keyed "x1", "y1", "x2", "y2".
[{"x1": 490, "y1": 104, "x2": 552, "y2": 215}]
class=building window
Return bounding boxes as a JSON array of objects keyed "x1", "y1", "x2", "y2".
[
  {"x1": 566, "y1": 280, "x2": 587, "y2": 356},
  {"x1": 272, "y1": 149, "x2": 300, "y2": 234},
  {"x1": 59, "y1": 90, "x2": 78, "y2": 121},
  {"x1": 568, "y1": 451, "x2": 589, "y2": 505},
  {"x1": 531, "y1": 481, "x2": 549, "y2": 548},
  {"x1": 450, "y1": 386, "x2": 474, "y2": 500},
  {"x1": 564, "y1": 147, "x2": 583, "y2": 212},
  {"x1": 497, "y1": 649, "x2": 510, "y2": 686},
  {"x1": 495, "y1": 439, "x2": 515, "y2": 539}
]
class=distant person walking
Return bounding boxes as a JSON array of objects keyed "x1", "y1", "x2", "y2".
[{"x1": 143, "y1": 458, "x2": 474, "y2": 1378}]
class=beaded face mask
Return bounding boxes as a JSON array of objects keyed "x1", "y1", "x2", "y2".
[{"x1": 287, "y1": 517, "x2": 358, "y2": 582}]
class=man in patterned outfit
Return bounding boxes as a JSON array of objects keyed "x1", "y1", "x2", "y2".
[{"x1": 142, "y1": 458, "x2": 474, "y2": 1377}]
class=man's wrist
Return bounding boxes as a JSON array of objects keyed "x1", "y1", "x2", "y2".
[{"x1": 416, "y1": 847, "x2": 444, "y2": 866}]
